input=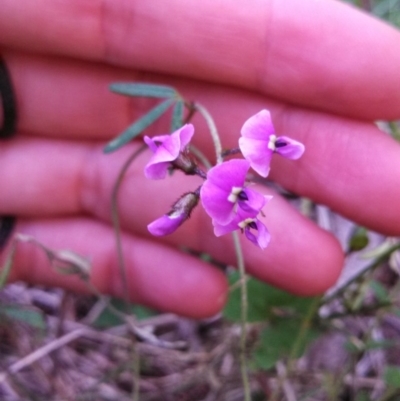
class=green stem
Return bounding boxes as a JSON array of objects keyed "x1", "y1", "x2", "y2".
[
  {"x1": 232, "y1": 231, "x2": 251, "y2": 401},
  {"x1": 288, "y1": 296, "x2": 320, "y2": 369},
  {"x1": 323, "y1": 242, "x2": 400, "y2": 304},
  {"x1": 389, "y1": 121, "x2": 400, "y2": 142},
  {"x1": 194, "y1": 102, "x2": 223, "y2": 164}
]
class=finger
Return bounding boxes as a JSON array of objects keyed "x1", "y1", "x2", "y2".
[
  {"x1": 2, "y1": 76, "x2": 400, "y2": 238},
  {"x1": 1, "y1": 217, "x2": 228, "y2": 318},
  {"x1": 0, "y1": 137, "x2": 343, "y2": 295},
  {"x1": 1, "y1": 0, "x2": 400, "y2": 118},
  {"x1": 5, "y1": 50, "x2": 280, "y2": 149},
  {"x1": 269, "y1": 106, "x2": 400, "y2": 237}
]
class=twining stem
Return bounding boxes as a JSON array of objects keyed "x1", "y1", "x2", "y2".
[
  {"x1": 189, "y1": 144, "x2": 213, "y2": 171},
  {"x1": 111, "y1": 145, "x2": 147, "y2": 308},
  {"x1": 221, "y1": 147, "x2": 241, "y2": 158},
  {"x1": 232, "y1": 231, "x2": 251, "y2": 401},
  {"x1": 193, "y1": 102, "x2": 223, "y2": 165}
]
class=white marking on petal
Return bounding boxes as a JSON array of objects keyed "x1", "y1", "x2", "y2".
[
  {"x1": 268, "y1": 134, "x2": 277, "y2": 151},
  {"x1": 169, "y1": 210, "x2": 183, "y2": 219},
  {"x1": 238, "y1": 218, "x2": 256, "y2": 229},
  {"x1": 228, "y1": 186, "x2": 243, "y2": 203}
]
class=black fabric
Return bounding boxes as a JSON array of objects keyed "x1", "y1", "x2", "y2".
[
  {"x1": 0, "y1": 58, "x2": 17, "y2": 138},
  {"x1": 0, "y1": 215, "x2": 16, "y2": 250}
]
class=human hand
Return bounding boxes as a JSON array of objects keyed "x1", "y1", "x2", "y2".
[{"x1": 0, "y1": 0, "x2": 399, "y2": 318}]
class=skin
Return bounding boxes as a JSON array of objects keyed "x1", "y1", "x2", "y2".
[{"x1": 0, "y1": 0, "x2": 399, "y2": 318}]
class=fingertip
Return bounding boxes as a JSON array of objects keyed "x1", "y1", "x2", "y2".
[
  {"x1": 243, "y1": 196, "x2": 345, "y2": 296},
  {"x1": 116, "y1": 239, "x2": 229, "y2": 318},
  {"x1": 6, "y1": 218, "x2": 229, "y2": 319}
]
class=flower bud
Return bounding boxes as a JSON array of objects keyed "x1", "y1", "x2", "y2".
[{"x1": 148, "y1": 191, "x2": 199, "y2": 236}]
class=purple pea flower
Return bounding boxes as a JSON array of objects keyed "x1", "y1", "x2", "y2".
[
  {"x1": 144, "y1": 124, "x2": 195, "y2": 180},
  {"x1": 212, "y1": 203, "x2": 272, "y2": 249},
  {"x1": 147, "y1": 191, "x2": 199, "y2": 236},
  {"x1": 148, "y1": 214, "x2": 187, "y2": 236},
  {"x1": 239, "y1": 109, "x2": 305, "y2": 178},
  {"x1": 200, "y1": 159, "x2": 266, "y2": 225}
]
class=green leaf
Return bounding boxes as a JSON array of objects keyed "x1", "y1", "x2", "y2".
[
  {"x1": 348, "y1": 226, "x2": 369, "y2": 252},
  {"x1": 170, "y1": 100, "x2": 184, "y2": 132},
  {"x1": 253, "y1": 319, "x2": 320, "y2": 370},
  {"x1": 224, "y1": 273, "x2": 322, "y2": 370},
  {"x1": 355, "y1": 391, "x2": 371, "y2": 401},
  {"x1": 110, "y1": 83, "x2": 177, "y2": 98},
  {"x1": 224, "y1": 272, "x2": 318, "y2": 322},
  {"x1": 0, "y1": 304, "x2": 45, "y2": 330},
  {"x1": 384, "y1": 366, "x2": 400, "y2": 389},
  {"x1": 93, "y1": 298, "x2": 157, "y2": 328},
  {"x1": 369, "y1": 280, "x2": 390, "y2": 303},
  {"x1": 104, "y1": 98, "x2": 175, "y2": 153}
]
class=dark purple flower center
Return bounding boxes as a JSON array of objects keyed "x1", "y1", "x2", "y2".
[
  {"x1": 238, "y1": 190, "x2": 248, "y2": 201},
  {"x1": 275, "y1": 139, "x2": 287, "y2": 148},
  {"x1": 247, "y1": 221, "x2": 258, "y2": 230}
]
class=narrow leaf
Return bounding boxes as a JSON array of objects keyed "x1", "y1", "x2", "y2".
[
  {"x1": 0, "y1": 244, "x2": 16, "y2": 289},
  {"x1": 0, "y1": 305, "x2": 46, "y2": 330},
  {"x1": 170, "y1": 100, "x2": 184, "y2": 132},
  {"x1": 110, "y1": 83, "x2": 177, "y2": 98},
  {"x1": 104, "y1": 98, "x2": 174, "y2": 153}
]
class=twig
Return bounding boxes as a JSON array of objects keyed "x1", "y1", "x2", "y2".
[
  {"x1": 0, "y1": 328, "x2": 87, "y2": 383},
  {"x1": 85, "y1": 281, "x2": 186, "y2": 350},
  {"x1": 323, "y1": 242, "x2": 400, "y2": 304},
  {"x1": 276, "y1": 361, "x2": 297, "y2": 401}
]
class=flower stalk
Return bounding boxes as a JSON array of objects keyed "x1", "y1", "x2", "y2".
[
  {"x1": 193, "y1": 102, "x2": 223, "y2": 164},
  {"x1": 232, "y1": 230, "x2": 251, "y2": 401}
]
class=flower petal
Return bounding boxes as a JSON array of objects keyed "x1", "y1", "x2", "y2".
[
  {"x1": 239, "y1": 188, "x2": 268, "y2": 214},
  {"x1": 212, "y1": 218, "x2": 238, "y2": 237},
  {"x1": 238, "y1": 136, "x2": 273, "y2": 178},
  {"x1": 143, "y1": 135, "x2": 159, "y2": 153},
  {"x1": 176, "y1": 124, "x2": 195, "y2": 149},
  {"x1": 240, "y1": 109, "x2": 275, "y2": 140},
  {"x1": 254, "y1": 219, "x2": 271, "y2": 249},
  {"x1": 239, "y1": 110, "x2": 276, "y2": 178},
  {"x1": 275, "y1": 136, "x2": 305, "y2": 159},
  {"x1": 206, "y1": 159, "x2": 250, "y2": 192},
  {"x1": 200, "y1": 159, "x2": 250, "y2": 224},
  {"x1": 144, "y1": 124, "x2": 195, "y2": 180},
  {"x1": 144, "y1": 161, "x2": 170, "y2": 180},
  {"x1": 147, "y1": 214, "x2": 185, "y2": 236},
  {"x1": 200, "y1": 184, "x2": 236, "y2": 224}
]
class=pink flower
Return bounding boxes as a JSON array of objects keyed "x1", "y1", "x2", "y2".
[
  {"x1": 148, "y1": 214, "x2": 187, "y2": 236},
  {"x1": 144, "y1": 124, "x2": 194, "y2": 180},
  {"x1": 147, "y1": 191, "x2": 199, "y2": 236},
  {"x1": 239, "y1": 110, "x2": 305, "y2": 178},
  {"x1": 212, "y1": 205, "x2": 272, "y2": 249},
  {"x1": 200, "y1": 159, "x2": 266, "y2": 225}
]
